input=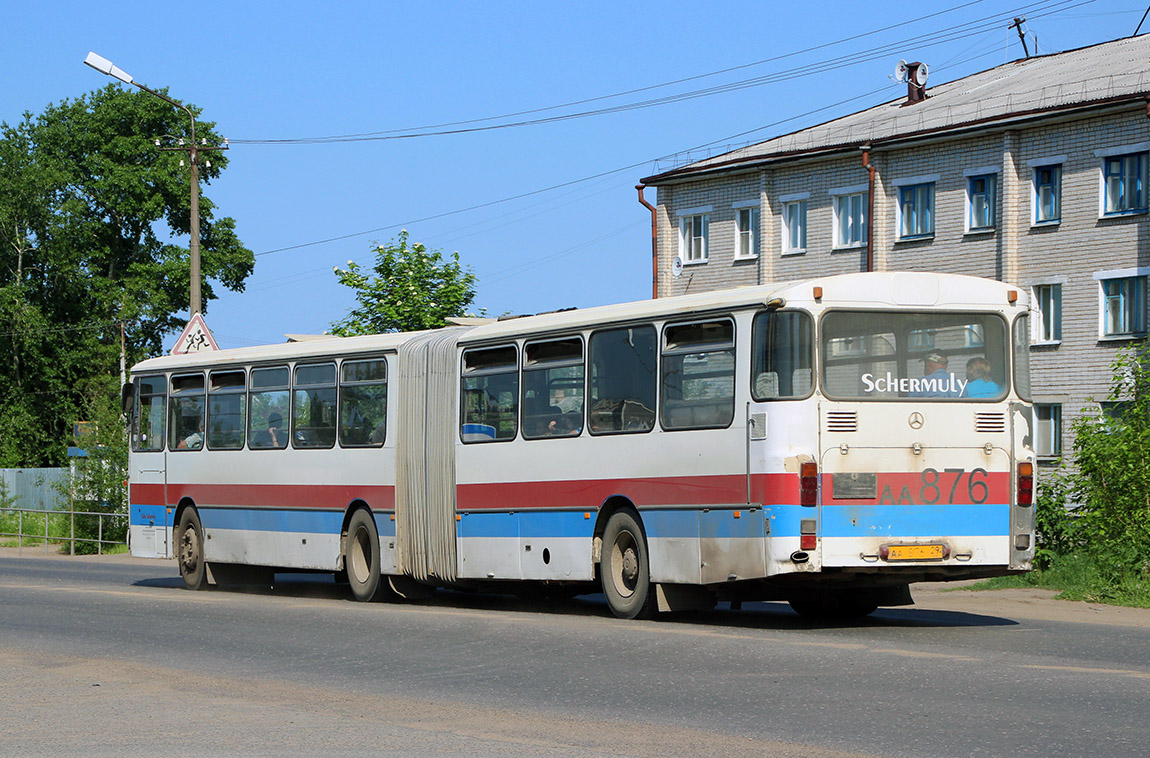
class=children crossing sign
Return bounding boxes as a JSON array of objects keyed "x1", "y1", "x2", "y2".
[{"x1": 171, "y1": 313, "x2": 220, "y2": 355}]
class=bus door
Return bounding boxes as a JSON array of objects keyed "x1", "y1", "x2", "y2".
[{"x1": 128, "y1": 376, "x2": 170, "y2": 558}]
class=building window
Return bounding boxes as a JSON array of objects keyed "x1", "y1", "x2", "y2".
[
  {"x1": 1034, "y1": 165, "x2": 1061, "y2": 223},
  {"x1": 1031, "y1": 283, "x2": 1062, "y2": 343},
  {"x1": 1099, "y1": 276, "x2": 1147, "y2": 337},
  {"x1": 967, "y1": 175, "x2": 996, "y2": 231},
  {"x1": 833, "y1": 192, "x2": 867, "y2": 248},
  {"x1": 1034, "y1": 404, "x2": 1062, "y2": 459},
  {"x1": 679, "y1": 213, "x2": 709, "y2": 263},
  {"x1": 782, "y1": 200, "x2": 807, "y2": 253},
  {"x1": 1103, "y1": 153, "x2": 1146, "y2": 215},
  {"x1": 735, "y1": 206, "x2": 759, "y2": 258},
  {"x1": 899, "y1": 183, "x2": 934, "y2": 239}
]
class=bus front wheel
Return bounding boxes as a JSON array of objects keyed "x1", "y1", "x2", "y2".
[
  {"x1": 601, "y1": 511, "x2": 652, "y2": 619},
  {"x1": 176, "y1": 508, "x2": 207, "y2": 591},
  {"x1": 346, "y1": 510, "x2": 385, "y2": 602}
]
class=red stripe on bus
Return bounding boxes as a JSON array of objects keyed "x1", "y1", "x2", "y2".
[{"x1": 129, "y1": 482, "x2": 395, "y2": 510}]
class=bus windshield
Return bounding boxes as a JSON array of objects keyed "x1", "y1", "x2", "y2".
[{"x1": 821, "y1": 310, "x2": 1009, "y2": 401}]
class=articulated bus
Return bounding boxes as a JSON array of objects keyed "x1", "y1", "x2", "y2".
[{"x1": 125, "y1": 271, "x2": 1036, "y2": 619}]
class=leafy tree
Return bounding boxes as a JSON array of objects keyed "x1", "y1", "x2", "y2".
[
  {"x1": 0, "y1": 84, "x2": 253, "y2": 466},
  {"x1": 330, "y1": 231, "x2": 478, "y2": 335},
  {"x1": 55, "y1": 376, "x2": 128, "y2": 554},
  {"x1": 1068, "y1": 347, "x2": 1150, "y2": 575}
]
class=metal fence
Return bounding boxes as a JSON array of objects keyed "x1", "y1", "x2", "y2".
[{"x1": 0, "y1": 468, "x2": 128, "y2": 555}]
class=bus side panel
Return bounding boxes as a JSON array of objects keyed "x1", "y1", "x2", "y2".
[{"x1": 166, "y1": 447, "x2": 395, "y2": 572}]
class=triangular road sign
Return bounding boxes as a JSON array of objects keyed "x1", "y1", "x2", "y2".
[{"x1": 171, "y1": 313, "x2": 220, "y2": 355}]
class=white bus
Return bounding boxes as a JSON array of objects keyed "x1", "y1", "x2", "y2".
[{"x1": 125, "y1": 271, "x2": 1036, "y2": 619}]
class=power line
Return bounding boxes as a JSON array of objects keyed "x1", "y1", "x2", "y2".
[{"x1": 231, "y1": 1, "x2": 1086, "y2": 146}]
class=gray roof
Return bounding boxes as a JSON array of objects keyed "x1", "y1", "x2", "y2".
[{"x1": 644, "y1": 34, "x2": 1150, "y2": 184}]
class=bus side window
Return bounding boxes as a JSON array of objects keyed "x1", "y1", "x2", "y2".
[
  {"x1": 293, "y1": 363, "x2": 337, "y2": 449},
  {"x1": 340, "y1": 358, "x2": 387, "y2": 447},
  {"x1": 461, "y1": 346, "x2": 519, "y2": 443},
  {"x1": 169, "y1": 373, "x2": 205, "y2": 451},
  {"x1": 249, "y1": 366, "x2": 290, "y2": 449},
  {"x1": 661, "y1": 319, "x2": 735, "y2": 430},
  {"x1": 134, "y1": 376, "x2": 167, "y2": 452},
  {"x1": 208, "y1": 370, "x2": 246, "y2": 450},
  {"x1": 751, "y1": 311, "x2": 814, "y2": 400},
  {"x1": 589, "y1": 325, "x2": 656, "y2": 434},
  {"x1": 522, "y1": 338, "x2": 584, "y2": 439}
]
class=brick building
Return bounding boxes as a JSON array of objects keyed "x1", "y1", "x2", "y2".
[{"x1": 639, "y1": 35, "x2": 1150, "y2": 468}]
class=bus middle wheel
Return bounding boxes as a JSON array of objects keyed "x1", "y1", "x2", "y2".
[
  {"x1": 346, "y1": 510, "x2": 385, "y2": 602},
  {"x1": 600, "y1": 510, "x2": 652, "y2": 619}
]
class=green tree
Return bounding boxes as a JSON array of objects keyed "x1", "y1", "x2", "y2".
[
  {"x1": 1069, "y1": 347, "x2": 1150, "y2": 575},
  {"x1": 0, "y1": 84, "x2": 253, "y2": 466},
  {"x1": 330, "y1": 231, "x2": 478, "y2": 335},
  {"x1": 57, "y1": 376, "x2": 128, "y2": 554}
]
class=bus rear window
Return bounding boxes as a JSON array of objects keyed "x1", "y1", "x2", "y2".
[{"x1": 821, "y1": 311, "x2": 1009, "y2": 401}]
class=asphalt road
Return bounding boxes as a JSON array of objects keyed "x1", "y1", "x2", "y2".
[{"x1": 1, "y1": 550, "x2": 1148, "y2": 757}]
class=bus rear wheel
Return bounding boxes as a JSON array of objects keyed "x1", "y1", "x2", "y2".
[
  {"x1": 346, "y1": 510, "x2": 385, "y2": 602},
  {"x1": 176, "y1": 508, "x2": 207, "y2": 591},
  {"x1": 601, "y1": 510, "x2": 652, "y2": 619}
]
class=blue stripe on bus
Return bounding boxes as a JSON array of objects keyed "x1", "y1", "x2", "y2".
[
  {"x1": 818, "y1": 503, "x2": 1009, "y2": 538},
  {"x1": 133, "y1": 506, "x2": 399, "y2": 538}
]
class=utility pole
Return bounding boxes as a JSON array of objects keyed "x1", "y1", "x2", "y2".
[
  {"x1": 1010, "y1": 17, "x2": 1031, "y2": 59},
  {"x1": 84, "y1": 52, "x2": 226, "y2": 316}
]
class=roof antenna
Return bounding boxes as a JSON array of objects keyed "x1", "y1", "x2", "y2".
[{"x1": 1010, "y1": 17, "x2": 1031, "y2": 58}]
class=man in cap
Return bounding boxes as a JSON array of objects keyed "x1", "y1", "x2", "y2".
[{"x1": 918, "y1": 352, "x2": 960, "y2": 397}]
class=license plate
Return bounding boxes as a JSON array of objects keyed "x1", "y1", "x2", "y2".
[{"x1": 886, "y1": 544, "x2": 946, "y2": 561}]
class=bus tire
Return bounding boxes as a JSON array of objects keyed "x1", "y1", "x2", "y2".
[
  {"x1": 176, "y1": 508, "x2": 208, "y2": 591},
  {"x1": 346, "y1": 510, "x2": 384, "y2": 602},
  {"x1": 601, "y1": 510, "x2": 652, "y2": 619}
]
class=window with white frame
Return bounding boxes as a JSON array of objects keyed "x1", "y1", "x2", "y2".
[
  {"x1": 1098, "y1": 273, "x2": 1147, "y2": 337},
  {"x1": 1031, "y1": 283, "x2": 1062, "y2": 343},
  {"x1": 1034, "y1": 164, "x2": 1062, "y2": 223},
  {"x1": 735, "y1": 206, "x2": 760, "y2": 258},
  {"x1": 679, "y1": 213, "x2": 709, "y2": 263},
  {"x1": 832, "y1": 192, "x2": 867, "y2": 248},
  {"x1": 1034, "y1": 404, "x2": 1062, "y2": 459},
  {"x1": 967, "y1": 174, "x2": 996, "y2": 231},
  {"x1": 898, "y1": 182, "x2": 934, "y2": 238},
  {"x1": 782, "y1": 200, "x2": 807, "y2": 253},
  {"x1": 1103, "y1": 152, "x2": 1146, "y2": 215}
]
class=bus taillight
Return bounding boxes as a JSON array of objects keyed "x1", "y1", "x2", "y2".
[
  {"x1": 800, "y1": 461, "x2": 818, "y2": 507},
  {"x1": 1017, "y1": 462, "x2": 1034, "y2": 506}
]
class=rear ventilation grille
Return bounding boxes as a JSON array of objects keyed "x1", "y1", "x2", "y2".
[
  {"x1": 826, "y1": 411, "x2": 859, "y2": 433},
  {"x1": 975, "y1": 412, "x2": 1007, "y2": 433}
]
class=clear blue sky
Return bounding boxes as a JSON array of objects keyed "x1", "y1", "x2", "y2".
[{"x1": 1, "y1": 0, "x2": 1144, "y2": 350}]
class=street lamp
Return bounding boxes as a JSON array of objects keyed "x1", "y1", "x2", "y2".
[{"x1": 84, "y1": 51, "x2": 223, "y2": 316}]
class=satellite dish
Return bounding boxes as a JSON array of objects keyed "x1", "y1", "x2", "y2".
[
  {"x1": 894, "y1": 60, "x2": 909, "y2": 83},
  {"x1": 671, "y1": 256, "x2": 684, "y2": 278},
  {"x1": 913, "y1": 62, "x2": 929, "y2": 87}
]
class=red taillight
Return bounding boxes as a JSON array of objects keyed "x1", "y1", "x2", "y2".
[
  {"x1": 1017, "y1": 462, "x2": 1034, "y2": 506},
  {"x1": 800, "y1": 461, "x2": 818, "y2": 507},
  {"x1": 800, "y1": 534, "x2": 817, "y2": 550}
]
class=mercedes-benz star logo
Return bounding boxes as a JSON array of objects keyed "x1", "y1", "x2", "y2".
[{"x1": 908, "y1": 412, "x2": 925, "y2": 430}]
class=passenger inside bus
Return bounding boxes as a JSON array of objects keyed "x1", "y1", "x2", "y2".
[
  {"x1": 252, "y1": 412, "x2": 288, "y2": 449},
  {"x1": 962, "y1": 356, "x2": 1003, "y2": 398}
]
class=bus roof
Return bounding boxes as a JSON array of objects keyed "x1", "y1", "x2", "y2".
[{"x1": 131, "y1": 272, "x2": 1024, "y2": 373}]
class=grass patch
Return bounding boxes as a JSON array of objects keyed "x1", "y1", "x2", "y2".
[{"x1": 964, "y1": 552, "x2": 1150, "y2": 608}]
